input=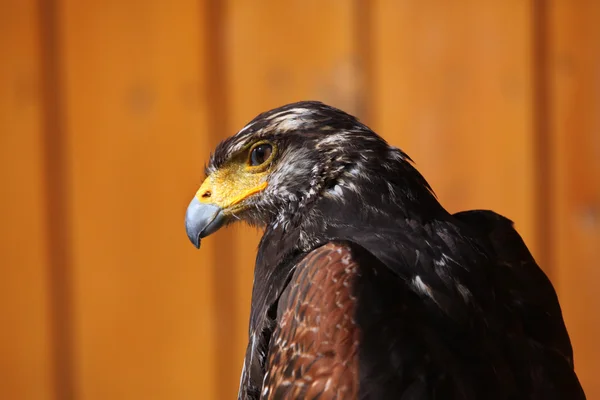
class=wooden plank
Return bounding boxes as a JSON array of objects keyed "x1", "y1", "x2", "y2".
[
  {"x1": 547, "y1": 1, "x2": 600, "y2": 397},
  {"x1": 58, "y1": 1, "x2": 217, "y2": 398},
  {"x1": 222, "y1": 1, "x2": 360, "y2": 396},
  {"x1": 0, "y1": 1, "x2": 55, "y2": 399},
  {"x1": 369, "y1": 1, "x2": 537, "y2": 257}
]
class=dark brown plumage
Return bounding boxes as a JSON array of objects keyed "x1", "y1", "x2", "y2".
[{"x1": 184, "y1": 101, "x2": 585, "y2": 399}]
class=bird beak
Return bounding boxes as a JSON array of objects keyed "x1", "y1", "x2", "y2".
[{"x1": 184, "y1": 198, "x2": 227, "y2": 249}]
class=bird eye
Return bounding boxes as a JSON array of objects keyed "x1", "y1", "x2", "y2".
[{"x1": 249, "y1": 143, "x2": 273, "y2": 167}]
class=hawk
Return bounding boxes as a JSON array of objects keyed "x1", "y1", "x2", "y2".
[{"x1": 185, "y1": 101, "x2": 585, "y2": 399}]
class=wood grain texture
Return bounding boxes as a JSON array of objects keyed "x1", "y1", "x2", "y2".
[
  {"x1": 547, "y1": 1, "x2": 600, "y2": 397},
  {"x1": 369, "y1": 1, "x2": 537, "y2": 258},
  {"x1": 0, "y1": 1, "x2": 54, "y2": 399},
  {"x1": 58, "y1": 1, "x2": 217, "y2": 398},
  {"x1": 1, "y1": 2, "x2": 599, "y2": 398},
  {"x1": 222, "y1": 1, "x2": 361, "y2": 396}
]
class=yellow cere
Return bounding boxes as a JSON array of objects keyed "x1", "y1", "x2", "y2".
[{"x1": 195, "y1": 160, "x2": 269, "y2": 210}]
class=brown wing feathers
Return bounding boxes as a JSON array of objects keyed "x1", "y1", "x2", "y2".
[{"x1": 261, "y1": 243, "x2": 360, "y2": 399}]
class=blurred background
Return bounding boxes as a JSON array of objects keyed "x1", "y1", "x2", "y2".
[{"x1": 1, "y1": 0, "x2": 599, "y2": 399}]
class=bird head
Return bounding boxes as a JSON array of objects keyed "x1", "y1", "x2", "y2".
[{"x1": 185, "y1": 101, "x2": 434, "y2": 249}]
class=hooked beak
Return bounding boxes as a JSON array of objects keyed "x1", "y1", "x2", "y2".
[{"x1": 184, "y1": 198, "x2": 227, "y2": 249}]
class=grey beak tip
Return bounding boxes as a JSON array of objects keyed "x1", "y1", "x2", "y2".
[{"x1": 185, "y1": 198, "x2": 225, "y2": 249}]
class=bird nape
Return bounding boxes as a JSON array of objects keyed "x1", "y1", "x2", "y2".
[{"x1": 184, "y1": 101, "x2": 585, "y2": 400}]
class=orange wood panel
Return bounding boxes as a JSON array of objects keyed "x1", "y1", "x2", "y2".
[
  {"x1": 369, "y1": 1, "x2": 537, "y2": 257},
  {"x1": 0, "y1": 1, "x2": 54, "y2": 399},
  {"x1": 547, "y1": 1, "x2": 600, "y2": 397},
  {"x1": 58, "y1": 1, "x2": 217, "y2": 398},
  {"x1": 220, "y1": 1, "x2": 361, "y2": 396}
]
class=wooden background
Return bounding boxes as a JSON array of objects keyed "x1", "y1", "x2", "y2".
[{"x1": 1, "y1": 1, "x2": 598, "y2": 399}]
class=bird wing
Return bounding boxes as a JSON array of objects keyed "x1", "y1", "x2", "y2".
[
  {"x1": 260, "y1": 241, "x2": 467, "y2": 399},
  {"x1": 453, "y1": 210, "x2": 574, "y2": 364},
  {"x1": 260, "y1": 242, "x2": 360, "y2": 399},
  {"x1": 259, "y1": 234, "x2": 586, "y2": 400}
]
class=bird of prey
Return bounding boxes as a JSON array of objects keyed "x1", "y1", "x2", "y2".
[{"x1": 185, "y1": 101, "x2": 585, "y2": 399}]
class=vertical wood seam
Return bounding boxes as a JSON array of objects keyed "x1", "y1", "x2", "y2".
[
  {"x1": 354, "y1": 0, "x2": 373, "y2": 125},
  {"x1": 204, "y1": 0, "x2": 240, "y2": 397},
  {"x1": 532, "y1": 0, "x2": 553, "y2": 276},
  {"x1": 38, "y1": 0, "x2": 75, "y2": 399}
]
